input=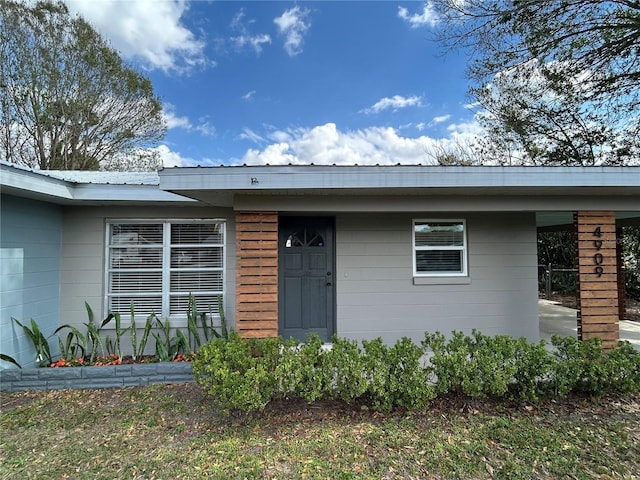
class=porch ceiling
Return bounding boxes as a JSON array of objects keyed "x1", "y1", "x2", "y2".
[{"x1": 536, "y1": 211, "x2": 640, "y2": 230}]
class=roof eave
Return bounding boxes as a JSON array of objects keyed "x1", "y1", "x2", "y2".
[
  {"x1": 0, "y1": 162, "x2": 195, "y2": 205},
  {"x1": 158, "y1": 165, "x2": 640, "y2": 193}
]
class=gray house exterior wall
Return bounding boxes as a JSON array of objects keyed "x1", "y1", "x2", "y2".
[
  {"x1": 58, "y1": 207, "x2": 538, "y2": 346},
  {"x1": 1, "y1": 195, "x2": 63, "y2": 368},
  {"x1": 3, "y1": 164, "x2": 634, "y2": 368},
  {"x1": 59, "y1": 205, "x2": 237, "y2": 347},
  {"x1": 335, "y1": 212, "x2": 539, "y2": 344}
]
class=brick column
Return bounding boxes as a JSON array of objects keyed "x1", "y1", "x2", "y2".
[
  {"x1": 575, "y1": 211, "x2": 619, "y2": 349},
  {"x1": 235, "y1": 211, "x2": 279, "y2": 338}
]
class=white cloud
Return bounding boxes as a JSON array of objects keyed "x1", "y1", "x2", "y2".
[
  {"x1": 239, "y1": 128, "x2": 265, "y2": 144},
  {"x1": 153, "y1": 145, "x2": 191, "y2": 167},
  {"x1": 242, "y1": 90, "x2": 257, "y2": 101},
  {"x1": 163, "y1": 104, "x2": 215, "y2": 137},
  {"x1": 66, "y1": 0, "x2": 207, "y2": 73},
  {"x1": 398, "y1": 3, "x2": 439, "y2": 28},
  {"x1": 231, "y1": 33, "x2": 272, "y2": 54},
  {"x1": 152, "y1": 145, "x2": 226, "y2": 168},
  {"x1": 242, "y1": 143, "x2": 299, "y2": 165},
  {"x1": 274, "y1": 6, "x2": 311, "y2": 56},
  {"x1": 236, "y1": 122, "x2": 484, "y2": 166},
  {"x1": 430, "y1": 114, "x2": 451, "y2": 125},
  {"x1": 362, "y1": 95, "x2": 423, "y2": 114},
  {"x1": 230, "y1": 9, "x2": 272, "y2": 54},
  {"x1": 446, "y1": 119, "x2": 485, "y2": 146},
  {"x1": 163, "y1": 104, "x2": 192, "y2": 130},
  {"x1": 195, "y1": 122, "x2": 216, "y2": 137},
  {"x1": 230, "y1": 9, "x2": 250, "y2": 30}
]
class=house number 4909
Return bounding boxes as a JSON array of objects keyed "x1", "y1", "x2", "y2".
[{"x1": 593, "y1": 227, "x2": 604, "y2": 277}]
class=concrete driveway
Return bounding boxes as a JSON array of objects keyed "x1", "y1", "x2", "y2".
[{"x1": 539, "y1": 299, "x2": 640, "y2": 350}]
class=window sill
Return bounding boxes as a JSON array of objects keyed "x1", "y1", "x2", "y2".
[{"x1": 413, "y1": 276, "x2": 471, "y2": 285}]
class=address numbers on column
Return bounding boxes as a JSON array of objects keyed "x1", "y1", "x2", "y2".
[{"x1": 593, "y1": 226, "x2": 604, "y2": 277}]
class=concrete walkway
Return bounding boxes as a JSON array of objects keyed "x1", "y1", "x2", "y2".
[{"x1": 539, "y1": 299, "x2": 640, "y2": 350}]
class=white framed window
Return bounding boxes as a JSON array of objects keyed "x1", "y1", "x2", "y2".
[
  {"x1": 105, "y1": 219, "x2": 225, "y2": 322},
  {"x1": 413, "y1": 219, "x2": 467, "y2": 276}
]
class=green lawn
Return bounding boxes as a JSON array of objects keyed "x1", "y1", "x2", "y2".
[{"x1": 1, "y1": 384, "x2": 639, "y2": 479}]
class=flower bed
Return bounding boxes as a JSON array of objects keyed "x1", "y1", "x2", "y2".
[
  {"x1": 0, "y1": 295, "x2": 223, "y2": 392},
  {"x1": 48, "y1": 352, "x2": 195, "y2": 368},
  {"x1": 0, "y1": 361, "x2": 193, "y2": 392}
]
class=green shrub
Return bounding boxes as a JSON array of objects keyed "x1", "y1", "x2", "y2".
[
  {"x1": 276, "y1": 334, "x2": 330, "y2": 403},
  {"x1": 550, "y1": 335, "x2": 596, "y2": 396},
  {"x1": 461, "y1": 331, "x2": 518, "y2": 397},
  {"x1": 324, "y1": 336, "x2": 368, "y2": 402},
  {"x1": 192, "y1": 330, "x2": 640, "y2": 414},
  {"x1": 194, "y1": 334, "x2": 435, "y2": 413},
  {"x1": 362, "y1": 337, "x2": 434, "y2": 412},
  {"x1": 604, "y1": 341, "x2": 640, "y2": 393},
  {"x1": 423, "y1": 330, "x2": 522, "y2": 398},
  {"x1": 510, "y1": 338, "x2": 555, "y2": 402},
  {"x1": 361, "y1": 338, "x2": 393, "y2": 411},
  {"x1": 549, "y1": 335, "x2": 640, "y2": 397},
  {"x1": 578, "y1": 337, "x2": 611, "y2": 396},
  {"x1": 422, "y1": 331, "x2": 469, "y2": 395},
  {"x1": 192, "y1": 332, "x2": 281, "y2": 412},
  {"x1": 386, "y1": 337, "x2": 434, "y2": 410}
]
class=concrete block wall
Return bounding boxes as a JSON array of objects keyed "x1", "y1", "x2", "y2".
[
  {"x1": 0, "y1": 362, "x2": 193, "y2": 392},
  {"x1": 1, "y1": 195, "x2": 63, "y2": 369}
]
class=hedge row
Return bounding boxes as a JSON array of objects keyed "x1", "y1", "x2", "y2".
[{"x1": 191, "y1": 330, "x2": 640, "y2": 413}]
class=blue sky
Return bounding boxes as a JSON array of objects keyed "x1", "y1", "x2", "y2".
[{"x1": 66, "y1": 1, "x2": 481, "y2": 167}]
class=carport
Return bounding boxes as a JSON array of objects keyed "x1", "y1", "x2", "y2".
[
  {"x1": 537, "y1": 211, "x2": 640, "y2": 349},
  {"x1": 539, "y1": 299, "x2": 640, "y2": 350}
]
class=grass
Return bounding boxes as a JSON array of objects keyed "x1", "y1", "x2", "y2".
[{"x1": 1, "y1": 384, "x2": 640, "y2": 479}]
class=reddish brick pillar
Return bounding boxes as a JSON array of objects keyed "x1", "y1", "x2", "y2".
[
  {"x1": 235, "y1": 211, "x2": 279, "y2": 338},
  {"x1": 575, "y1": 211, "x2": 619, "y2": 349}
]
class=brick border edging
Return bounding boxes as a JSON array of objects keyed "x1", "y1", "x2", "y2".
[{"x1": 0, "y1": 362, "x2": 193, "y2": 392}]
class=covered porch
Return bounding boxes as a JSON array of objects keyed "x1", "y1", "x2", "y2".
[
  {"x1": 539, "y1": 299, "x2": 640, "y2": 350},
  {"x1": 158, "y1": 165, "x2": 640, "y2": 345},
  {"x1": 537, "y1": 211, "x2": 640, "y2": 349}
]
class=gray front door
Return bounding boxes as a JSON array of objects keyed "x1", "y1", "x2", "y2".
[{"x1": 278, "y1": 216, "x2": 335, "y2": 342}]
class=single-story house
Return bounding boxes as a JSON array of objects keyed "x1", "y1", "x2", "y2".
[{"x1": 1, "y1": 161, "x2": 639, "y2": 367}]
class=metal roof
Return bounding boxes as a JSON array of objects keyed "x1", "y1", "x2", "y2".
[
  {"x1": 42, "y1": 170, "x2": 159, "y2": 185},
  {"x1": 158, "y1": 164, "x2": 640, "y2": 189},
  {"x1": 2, "y1": 162, "x2": 638, "y2": 221},
  {"x1": 0, "y1": 161, "x2": 191, "y2": 205},
  {"x1": 157, "y1": 165, "x2": 640, "y2": 209}
]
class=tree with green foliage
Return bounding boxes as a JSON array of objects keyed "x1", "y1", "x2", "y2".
[
  {"x1": 537, "y1": 226, "x2": 640, "y2": 301},
  {"x1": 432, "y1": 0, "x2": 640, "y2": 166},
  {"x1": 0, "y1": 0, "x2": 166, "y2": 171},
  {"x1": 622, "y1": 226, "x2": 640, "y2": 300}
]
